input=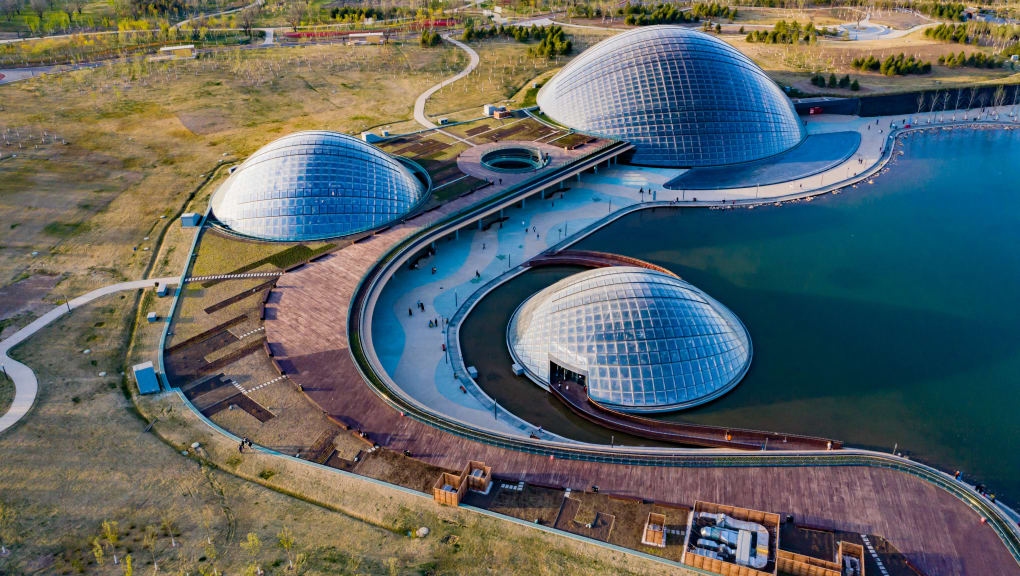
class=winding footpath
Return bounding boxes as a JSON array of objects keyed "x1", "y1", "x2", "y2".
[
  {"x1": 0, "y1": 277, "x2": 177, "y2": 434},
  {"x1": 412, "y1": 35, "x2": 479, "y2": 144}
]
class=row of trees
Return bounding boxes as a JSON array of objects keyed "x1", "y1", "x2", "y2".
[
  {"x1": 924, "y1": 22, "x2": 1020, "y2": 57},
  {"x1": 82, "y1": 517, "x2": 308, "y2": 576},
  {"x1": 917, "y1": 1, "x2": 967, "y2": 22},
  {"x1": 852, "y1": 53, "x2": 932, "y2": 75},
  {"x1": 745, "y1": 21, "x2": 835, "y2": 44},
  {"x1": 527, "y1": 25, "x2": 572, "y2": 59},
  {"x1": 621, "y1": 3, "x2": 697, "y2": 26},
  {"x1": 810, "y1": 72, "x2": 860, "y2": 90},
  {"x1": 461, "y1": 23, "x2": 572, "y2": 59},
  {"x1": 937, "y1": 50, "x2": 1004, "y2": 68}
]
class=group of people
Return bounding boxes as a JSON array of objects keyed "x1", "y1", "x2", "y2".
[{"x1": 237, "y1": 436, "x2": 253, "y2": 453}]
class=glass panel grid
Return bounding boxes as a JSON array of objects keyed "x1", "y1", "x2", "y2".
[
  {"x1": 537, "y1": 26, "x2": 805, "y2": 167},
  {"x1": 508, "y1": 267, "x2": 751, "y2": 412},
  {"x1": 210, "y1": 131, "x2": 426, "y2": 241}
]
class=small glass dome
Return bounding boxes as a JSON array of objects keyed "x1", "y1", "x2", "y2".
[
  {"x1": 537, "y1": 25, "x2": 804, "y2": 168},
  {"x1": 210, "y1": 131, "x2": 427, "y2": 241},
  {"x1": 507, "y1": 266, "x2": 752, "y2": 413}
]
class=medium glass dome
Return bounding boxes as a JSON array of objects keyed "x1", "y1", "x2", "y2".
[
  {"x1": 537, "y1": 25, "x2": 804, "y2": 167},
  {"x1": 210, "y1": 131, "x2": 427, "y2": 241},
  {"x1": 507, "y1": 267, "x2": 752, "y2": 413}
]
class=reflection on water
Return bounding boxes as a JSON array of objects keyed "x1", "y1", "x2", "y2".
[{"x1": 461, "y1": 128, "x2": 1020, "y2": 504}]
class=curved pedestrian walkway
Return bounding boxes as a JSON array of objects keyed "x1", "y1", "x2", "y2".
[
  {"x1": 0, "y1": 277, "x2": 177, "y2": 434},
  {"x1": 412, "y1": 35, "x2": 479, "y2": 144}
]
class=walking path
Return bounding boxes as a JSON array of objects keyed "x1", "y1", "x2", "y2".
[
  {"x1": 366, "y1": 107, "x2": 1018, "y2": 438},
  {"x1": 412, "y1": 35, "x2": 479, "y2": 144},
  {"x1": 0, "y1": 277, "x2": 178, "y2": 434},
  {"x1": 173, "y1": 0, "x2": 263, "y2": 28}
]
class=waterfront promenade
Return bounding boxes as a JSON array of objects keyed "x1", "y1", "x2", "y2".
[{"x1": 262, "y1": 111, "x2": 1020, "y2": 575}]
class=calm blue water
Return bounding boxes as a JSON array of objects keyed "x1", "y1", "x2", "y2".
[{"x1": 461, "y1": 128, "x2": 1020, "y2": 503}]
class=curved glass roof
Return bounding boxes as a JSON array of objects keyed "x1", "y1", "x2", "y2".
[
  {"x1": 210, "y1": 131, "x2": 427, "y2": 241},
  {"x1": 537, "y1": 25, "x2": 804, "y2": 167},
  {"x1": 507, "y1": 267, "x2": 751, "y2": 413}
]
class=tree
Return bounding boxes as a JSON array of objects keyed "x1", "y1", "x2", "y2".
[
  {"x1": 827, "y1": 73, "x2": 837, "y2": 88},
  {"x1": 160, "y1": 511, "x2": 177, "y2": 549},
  {"x1": 239, "y1": 6, "x2": 255, "y2": 38},
  {"x1": 714, "y1": 22, "x2": 721, "y2": 34},
  {"x1": 92, "y1": 538, "x2": 105, "y2": 566},
  {"x1": 144, "y1": 525, "x2": 159, "y2": 573},
  {"x1": 103, "y1": 520, "x2": 120, "y2": 565},
  {"x1": 850, "y1": 79, "x2": 860, "y2": 91},
  {"x1": 123, "y1": 553, "x2": 133, "y2": 576},
  {"x1": 278, "y1": 526, "x2": 296, "y2": 571},
  {"x1": 0, "y1": 503, "x2": 16, "y2": 556},
  {"x1": 287, "y1": 1, "x2": 304, "y2": 31},
  {"x1": 241, "y1": 532, "x2": 262, "y2": 576},
  {"x1": 29, "y1": 0, "x2": 47, "y2": 21}
]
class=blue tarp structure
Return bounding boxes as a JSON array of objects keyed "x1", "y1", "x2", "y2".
[{"x1": 133, "y1": 361, "x2": 160, "y2": 395}]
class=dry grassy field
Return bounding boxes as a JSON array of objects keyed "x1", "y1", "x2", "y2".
[
  {"x1": 426, "y1": 30, "x2": 615, "y2": 122},
  {"x1": 0, "y1": 269, "x2": 672, "y2": 576},
  {"x1": 0, "y1": 41, "x2": 458, "y2": 332},
  {"x1": 725, "y1": 30, "x2": 1020, "y2": 94}
]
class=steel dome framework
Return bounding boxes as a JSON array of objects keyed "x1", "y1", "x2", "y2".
[
  {"x1": 210, "y1": 131, "x2": 427, "y2": 242},
  {"x1": 537, "y1": 25, "x2": 805, "y2": 168},
  {"x1": 507, "y1": 267, "x2": 752, "y2": 413}
]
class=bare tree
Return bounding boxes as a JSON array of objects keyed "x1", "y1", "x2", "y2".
[
  {"x1": 1, "y1": 0, "x2": 19, "y2": 22},
  {"x1": 29, "y1": 0, "x2": 47, "y2": 21},
  {"x1": 143, "y1": 525, "x2": 159, "y2": 573},
  {"x1": 287, "y1": 1, "x2": 304, "y2": 31},
  {"x1": 240, "y1": 6, "x2": 255, "y2": 38},
  {"x1": 993, "y1": 84, "x2": 1006, "y2": 108}
]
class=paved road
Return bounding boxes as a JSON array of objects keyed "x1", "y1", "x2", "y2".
[
  {"x1": 412, "y1": 35, "x2": 479, "y2": 144},
  {"x1": 0, "y1": 277, "x2": 178, "y2": 434},
  {"x1": 173, "y1": 0, "x2": 263, "y2": 28}
]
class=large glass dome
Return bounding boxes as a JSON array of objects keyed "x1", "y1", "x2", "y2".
[
  {"x1": 210, "y1": 131, "x2": 427, "y2": 241},
  {"x1": 507, "y1": 267, "x2": 752, "y2": 413},
  {"x1": 537, "y1": 26, "x2": 804, "y2": 167}
]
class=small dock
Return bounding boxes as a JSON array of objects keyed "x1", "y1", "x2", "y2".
[{"x1": 549, "y1": 381, "x2": 841, "y2": 451}]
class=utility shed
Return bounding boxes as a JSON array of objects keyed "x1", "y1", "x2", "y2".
[
  {"x1": 133, "y1": 362, "x2": 160, "y2": 395},
  {"x1": 181, "y1": 212, "x2": 201, "y2": 227}
]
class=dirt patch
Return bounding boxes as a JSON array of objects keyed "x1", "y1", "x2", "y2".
[
  {"x1": 488, "y1": 483, "x2": 565, "y2": 526},
  {"x1": 176, "y1": 109, "x2": 235, "y2": 135},
  {"x1": 0, "y1": 272, "x2": 60, "y2": 321},
  {"x1": 352, "y1": 446, "x2": 453, "y2": 493}
]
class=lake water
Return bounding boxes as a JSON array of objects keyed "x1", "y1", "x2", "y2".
[{"x1": 460, "y1": 127, "x2": 1020, "y2": 503}]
